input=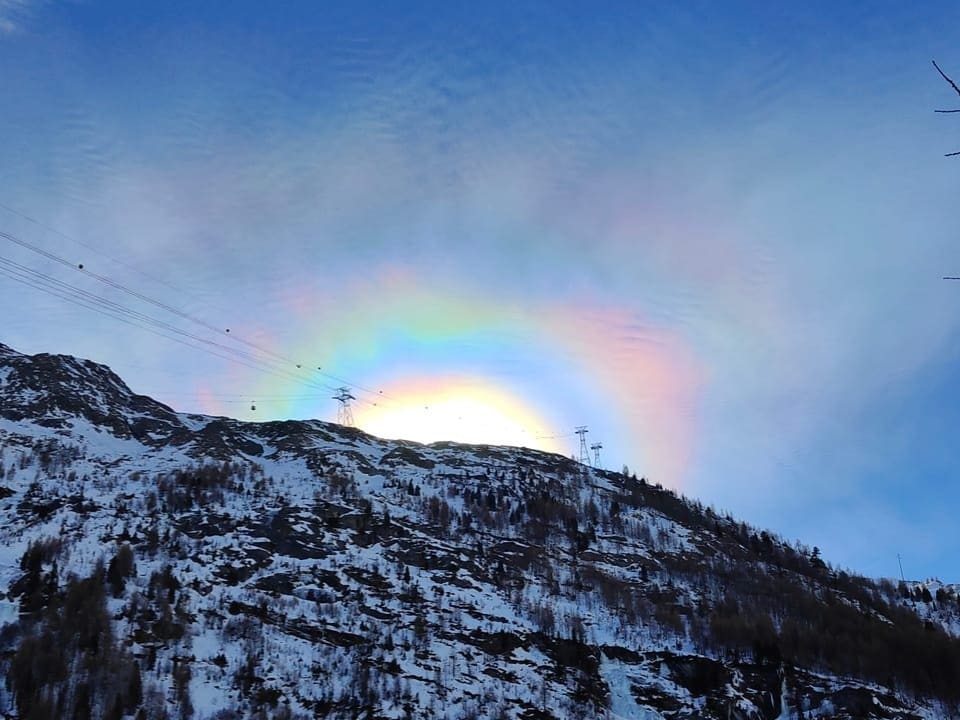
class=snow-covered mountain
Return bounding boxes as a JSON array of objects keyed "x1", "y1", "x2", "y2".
[{"x1": 0, "y1": 341, "x2": 958, "y2": 720}]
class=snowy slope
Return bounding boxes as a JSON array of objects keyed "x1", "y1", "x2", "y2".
[{"x1": 0, "y1": 342, "x2": 958, "y2": 720}]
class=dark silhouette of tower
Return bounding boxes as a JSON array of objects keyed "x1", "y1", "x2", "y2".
[
  {"x1": 575, "y1": 426, "x2": 589, "y2": 465},
  {"x1": 590, "y1": 442, "x2": 603, "y2": 468},
  {"x1": 333, "y1": 387, "x2": 356, "y2": 427}
]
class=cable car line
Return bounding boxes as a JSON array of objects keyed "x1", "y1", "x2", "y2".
[
  {"x1": 0, "y1": 200, "x2": 192, "y2": 299},
  {"x1": 0, "y1": 254, "x2": 344, "y2": 396},
  {"x1": 0, "y1": 252, "x2": 297, "y2": 373},
  {"x1": 0, "y1": 261, "x2": 322, "y2": 388},
  {"x1": 1, "y1": 227, "x2": 402, "y2": 405},
  {"x1": 0, "y1": 209, "x2": 404, "y2": 404},
  {"x1": 0, "y1": 264, "x2": 285, "y2": 377},
  {"x1": 1, "y1": 229, "x2": 290, "y2": 363}
]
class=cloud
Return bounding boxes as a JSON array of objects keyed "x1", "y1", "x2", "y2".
[
  {"x1": 0, "y1": 0, "x2": 33, "y2": 34},
  {"x1": 3, "y1": 3, "x2": 960, "y2": 578}
]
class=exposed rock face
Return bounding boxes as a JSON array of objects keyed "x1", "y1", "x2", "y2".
[{"x1": 0, "y1": 343, "x2": 957, "y2": 719}]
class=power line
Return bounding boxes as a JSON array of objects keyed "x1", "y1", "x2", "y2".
[
  {"x1": 0, "y1": 227, "x2": 406, "y2": 405},
  {"x1": 535, "y1": 431, "x2": 575, "y2": 440},
  {"x1": 0, "y1": 253, "x2": 303, "y2": 374},
  {"x1": 0, "y1": 254, "x2": 343, "y2": 396},
  {"x1": 1, "y1": 229, "x2": 291, "y2": 362},
  {"x1": 0, "y1": 263, "x2": 279, "y2": 376},
  {"x1": 0, "y1": 206, "x2": 402, "y2": 400},
  {"x1": 0, "y1": 200, "x2": 193, "y2": 298}
]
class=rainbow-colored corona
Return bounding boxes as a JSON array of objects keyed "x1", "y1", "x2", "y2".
[{"x1": 195, "y1": 268, "x2": 701, "y2": 487}]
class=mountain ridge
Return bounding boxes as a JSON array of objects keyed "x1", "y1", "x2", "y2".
[{"x1": 0, "y1": 342, "x2": 958, "y2": 720}]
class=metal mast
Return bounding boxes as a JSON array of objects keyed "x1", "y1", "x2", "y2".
[
  {"x1": 333, "y1": 387, "x2": 356, "y2": 427},
  {"x1": 590, "y1": 442, "x2": 603, "y2": 468},
  {"x1": 575, "y1": 426, "x2": 589, "y2": 465}
]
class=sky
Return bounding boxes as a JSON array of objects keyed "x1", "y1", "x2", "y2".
[{"x1": 1, "y1": 1, "x2": 960, "y2": 582}]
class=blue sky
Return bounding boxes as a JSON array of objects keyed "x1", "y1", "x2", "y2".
[{"x1": 2, "y1": 1, "x2": 960, "y2": 582}]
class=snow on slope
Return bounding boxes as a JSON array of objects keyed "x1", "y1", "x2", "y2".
[{"x1": 0, "y1": 343, "x2": 957, "y2": 720}]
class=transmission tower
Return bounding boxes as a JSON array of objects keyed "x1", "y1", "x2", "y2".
[
  {"x1": 575, "y1": 426, "x2": 589, "y2": 465},
  {"x1": 333, "y1": 387, "x2": 356, "y2": 427},
  {"x1": 590, "y1": 442, "x2": 603, "y2": 468}
]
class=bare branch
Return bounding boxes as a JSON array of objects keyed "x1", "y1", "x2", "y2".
[
  {"x1": 946, "y1": 150, "x2": 960, "y2": 157},
  {"x1": 935, "y1": 109, "x2": 960, "y2": 113},
  {"x1": 933, "y1": 59, "x2": 960, "y2": 97}
]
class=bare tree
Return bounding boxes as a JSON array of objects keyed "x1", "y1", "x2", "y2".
[{"x1": 933, "y1": 60, "x2": 960, "y2": 156}]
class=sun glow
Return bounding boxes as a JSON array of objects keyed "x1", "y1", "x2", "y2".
[
  {"x1": 353, "y1": 376, "x2": 564, "y2": 453},
  {"x1": 228, "y1": 270, "x2": 701, "y2": 485}
]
